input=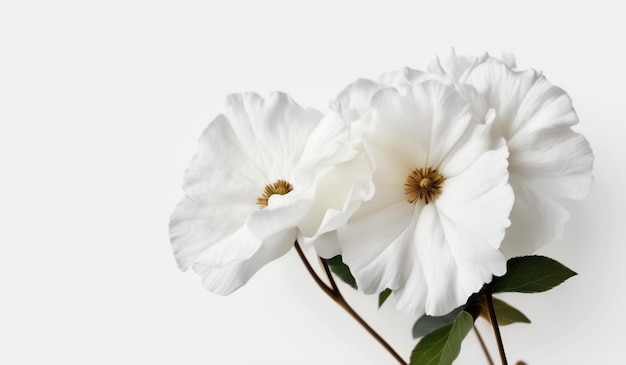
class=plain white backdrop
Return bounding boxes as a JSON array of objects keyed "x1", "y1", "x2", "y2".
[{"x1": 1, "y1": 0, "x2": 624, "y2": 364}]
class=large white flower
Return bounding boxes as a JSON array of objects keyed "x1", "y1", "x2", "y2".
[
  {"x1": 170, "y1": 92, "x2": 354, "y2": 294},
  {"x1": 337, "y1": 80, "x2": 514, "y2": 316},
  {"x1": 428, "y1": 50, "x2": 594, "y2": 256}
]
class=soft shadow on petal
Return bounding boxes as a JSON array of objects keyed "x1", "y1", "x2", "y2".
[
  {"x1": 414, "y1": 204, "x2": 462, "y2": 316},
  {"x1": 436, "y1": 145, "x2": 514, "y2": 250},
  {"x1": 295, "y1": 105, "x2": 351, "y2": 188},
  {"x1": 170, "y1": 197, "x2": 259, "y2": 270},
  {"x1": 298, "y1": 150, "x2": 375, "y2": 245},
  {"x1": 192, "y1": 228, "x2": 297, "y2": 295},
  {"x1": 337, "y1": 78, "x2": 385, "y2": 123},
  {"x1": 508, "y1": 126, "x2": 593, "y2": 200},
  {"x1": 464, "y1": 58, "x2": 541, "y2": 139},
  {"x1": 500, "y1": 180, "x2": 571, "y2": 257},
  {"x1": 224, "y1": 92, "x2": 323, "y2": 179},
  {"x1": 183, "y1": 115, "x2": 265, "y2": 201},
  {"x1": 247, "y1": 194, "x2": 310, "y2": 240},
  {"x1": 339, "y1": 201, "x2": 416, "y2": 293}
]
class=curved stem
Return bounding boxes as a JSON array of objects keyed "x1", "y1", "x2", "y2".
[
  {"x1": 318, "y1": 256, "x2": 340, "y2": 294},
  {"x1": 319, "y1": 258, "x2": 406, "y2": 365},
  {"x1": 294, "y1": 242, "x2": 335, "y2": 298},
  {"x1": 485, "y1": 292, "x2": 508, "y2": 365},
  {"x1": 294, "y1": 242, "x2": 407, "y2": 365},
  {"x1": 473, "y1": 326, "x2": 494, "y2": 365}
]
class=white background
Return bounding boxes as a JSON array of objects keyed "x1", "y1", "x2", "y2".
[{"x1": 1, "y1": 0, "x2": 624, "y2": 364}]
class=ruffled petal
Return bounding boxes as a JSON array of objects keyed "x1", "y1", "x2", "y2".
[
  {"x1": 427, "y1": 48, "x2": 488, "y2": 83},
  {"x1": 463, "y1": 58, "x2": 543, "y2": 139},
  {"x1": 463, "y1": 56, "x2": 594, "y2": 252},
  {"x1": 336, "y1": 78, "x2": 385, "y2": 123},
  {"x1": 335, "y1": 67, "x2": 432, "y2": 122},
  {"x1": 369, "y1": 81, "x2": 476, "y2": 169},
  {"x1": 171, "y1": 91, "x2": 332, "y2": 294},
  {"x1": 223, "y1": 92, "x2": 323, "y2": 180}
]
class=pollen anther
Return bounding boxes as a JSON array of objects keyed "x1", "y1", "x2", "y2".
[
  {"x1": 257, "y1": 179, "x2": 294, "y2": 208},
  {"x1": 404, "y1": 167, "x2": 445, "y2": 204}
]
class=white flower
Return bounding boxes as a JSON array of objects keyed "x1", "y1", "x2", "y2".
[
  {"x1": 170, "y1": 92, "x2": 354, "y2": 294},
  {"x1": 429, "y1": 50, "x2": 594, "y2": 256},
  {"x1": 337, "y1": 80, "x2": 514, "y2": 316}
]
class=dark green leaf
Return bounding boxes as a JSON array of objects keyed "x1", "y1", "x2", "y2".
[
  {"x1": 410, "y1": 311, "x2": 473, "y2": 365},
  {"x1": 412, "y1": 307, "x2": 463, "y2": 339},
  {"x1": 378, "y1": 288, "x2": 392, "y2": 308},
  {"x1": 325, "y1": 255, "x2": 357, "y2": 289},
  {"x1": 491, "y1": 297, "x2": 531, "y2": 326},
  {"x1": 490, "y1": 255, "x2": 577, "y2": 293}
]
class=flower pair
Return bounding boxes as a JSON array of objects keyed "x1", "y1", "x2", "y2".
[{"x1": 170, "y1": 50, "x2": 593, "y2": 317}]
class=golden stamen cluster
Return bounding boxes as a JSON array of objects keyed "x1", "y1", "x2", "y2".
[
  {"x1": 404, "y1": 167, "x2": 446, "y2": 204},
  {"x1": 257, "y1": 179, "x2": 294, "y2": 208}
]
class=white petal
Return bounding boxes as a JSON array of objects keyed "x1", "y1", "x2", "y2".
[
  {"x1": 427, "y1": 49, "x2": 488, "y2": 83},
  {"x1": 415, "y1": 205, "x2": 507, "y2": 316},
  {"x1": 414, "y1": 205, "x2": 462, "y2": 315},
  {"x1": 170, "y1": 197, "x2": 259, "y2": 270},
  {"x1": 500, "y1": 180, "x2": 571, "y2": 257},
  {"x1": 463, "y1": 58, "x2": 543, "y2": 139},
  {"x1": 464, "y1": 56, "x2": 594, "y2": 253},
  {"x1": 193, "y1": 228, "x2": 297, "y2": 295},
  {"x1": 509, "y1": 127, "x2": 593, "y2": 200},
  {"x1": 339, "y1": 201, "x2": 416, "y2": 293},
  {"x1": 436, "y1": 145, "x2": 514, "y2": 250},
  {"x1": 183, "y1": 114, "x2": 265, "y2": 201},
  {"x1": 369, "y1": 81, "x2": 476, "y2": 169},
  {"x1": 224, "y1": 92, "x2": 323, "y2": 179},
  {"x1": 247, "y1": 195, "x2": 310, "y2": 240},
  {"x1": 335, "y1": 67, "x2": 431, "y2": 122},
  {"x1": 295, "y1": 105, "x2": 351, "y2": 188},
  {"x1": 171, "y1": 91, "x2": 327, "y2": 294},
  {"x1": 297, "y1": 153, "x2": 375, "y2": 245},
  {"x1": 304, "y1": 231, "x2": 341, "y2": 258},
  {"x1": 336, "y1": 78, "x2": 384, "y2": 123}
]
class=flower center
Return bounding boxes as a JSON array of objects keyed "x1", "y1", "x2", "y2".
[
  {"x1": 404, "y1": 167, "x2": 446, "y2": 204},
  {"x1": 257, "y1": 179, "x2": 294, "y2": 208}
]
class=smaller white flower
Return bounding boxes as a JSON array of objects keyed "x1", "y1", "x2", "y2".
[
  {"x1": 429, "y1": 50, "x2": 594, "y2": 256},
  {"x1": 338, "y1": 80, "x2": 514, "y2": 316},
  {"x1": 170, "y1": 92, "x2": 355, "y2": 294}
]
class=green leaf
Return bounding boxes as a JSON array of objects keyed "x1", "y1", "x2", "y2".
[
  {"x1": 410, "y1": 311, "x2": 473, "y2": 365},
  {"x1": 412, "y1": 307, "x2": 463, "y2": 339},
  {"x1": 378, "y1": 288, "x2": 392, "y2": 308},
  {"x1": 325, "y1": 255, "x2": 357, "y2": 289},
  {"x1": 491, "y1": 297, "x2": 531, "y2": 326},
  {"x1": 490, "y1": 255, "x2": 577, "y2": 293}
]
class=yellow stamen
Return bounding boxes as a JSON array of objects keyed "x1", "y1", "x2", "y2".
[
  {"x1": 257, "y1": 179, "x2": 294, "y2": 208},
  {"x1": 404, "y1": 167, "x2": 445, "y2": 204}
]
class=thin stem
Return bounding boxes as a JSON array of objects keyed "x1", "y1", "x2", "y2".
[
  {"x1": 318, "y1": 256, "x2": 340, "y2": 294},
  {"x1": 473, "y1": 326, "x2": 494, "y2": 365},
  {"x1": 294, "y1": 242, "x2": 407, "y2": 365},
  {"x1": 294, "y1": 241, "x2": 335, "y2": 298},
  {"x1": 485, "y1": 292, "x2": 508, "y2": 365}
]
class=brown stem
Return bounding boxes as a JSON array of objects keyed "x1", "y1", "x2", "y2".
[
  {"x1": 485, "y1": 291, "x2": 508, "y2": 365},
  {"x1": 294, "y1": 242, "x2": 407, "y2": 365},
  {"x1": 318, "y1": 256, "x2": 340, "y2": 294},
  {"x1": 473, "y1": 326, "x2": 495, "y2": 365}
]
